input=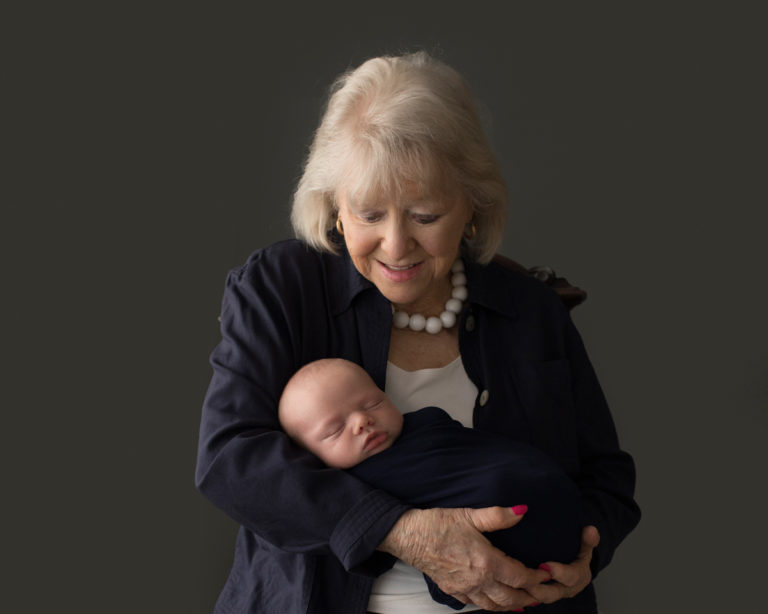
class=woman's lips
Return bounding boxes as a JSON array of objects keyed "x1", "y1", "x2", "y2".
[
  {"x1": 378, "y1": 261, "x2": 422, "y2": 282},
  {"x1": 363, "y1": 431, "x2": 388, "y2": 452}
]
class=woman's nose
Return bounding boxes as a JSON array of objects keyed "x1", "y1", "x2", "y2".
[{"x1": 381, "y1": 217, "x2": 413, "y2": 260}]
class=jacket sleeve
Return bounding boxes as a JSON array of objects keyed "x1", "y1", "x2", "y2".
[
  {"x1": 194, "y1": 246, "x2": 409, "y2": 574},
  {"x1": 563, "y1": 312, "x2": 641, "y2": 577}
]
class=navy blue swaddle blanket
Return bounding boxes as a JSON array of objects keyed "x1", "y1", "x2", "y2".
[{"x1": 349, "y1": 407, "x2": 583, "y2": 610}]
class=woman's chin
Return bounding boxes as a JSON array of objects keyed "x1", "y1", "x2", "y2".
[{"x1": 381, "y1": 281, "x2": 457, "y2": 315}]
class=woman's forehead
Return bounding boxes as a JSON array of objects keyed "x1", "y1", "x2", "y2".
[{"x1": 339, "y1": 171, "x2": 455, "y2": 208}]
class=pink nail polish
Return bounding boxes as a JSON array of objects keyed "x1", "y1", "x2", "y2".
[
  {"x1": 512, "y1": 610, "x2": 524, "y2": 613},
  {"x1": 539, "y1": 563, "x2": 551, "y2": 573},
  {"x1": 530, "y1": 602, "x2": 541, "y2": 607},
  {"x1": 511, "y1": 504, "x2": 528, "y2": 515}
]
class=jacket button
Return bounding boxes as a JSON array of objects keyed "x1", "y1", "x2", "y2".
[
  {"x1": 479, "y1": 389, "x2": 489, "y2": 406},
  {"x1": 465, "y1": 315, "x2": 476, "y2": 332}
]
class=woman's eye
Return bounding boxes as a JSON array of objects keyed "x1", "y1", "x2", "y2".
[
  {"x1": 413, "y1": 214, "x2": 440, "y2": 224},
  {"x1": 359, "y1": 211, "x2": 384, "y2": 223}
]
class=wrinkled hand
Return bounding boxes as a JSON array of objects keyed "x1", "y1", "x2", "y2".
[
  {"x1": 379, "y1": 507, "x2": 550, "y2": 612},
  {"x1": 527, "y1": 526, "x2": 600, "y2": 605}
]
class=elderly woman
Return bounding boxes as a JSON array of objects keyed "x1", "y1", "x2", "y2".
[{"x1": 196, "y1": 52, "x2": 640, "y2": 614}]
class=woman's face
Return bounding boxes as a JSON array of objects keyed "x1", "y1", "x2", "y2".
[{"x1": 336, "y1": 183, "x2": 473, "y2": 314}]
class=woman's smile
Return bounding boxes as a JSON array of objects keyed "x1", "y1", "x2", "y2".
[{"x1": 377, "y1": 260, "x2": 423, "y2": 282}]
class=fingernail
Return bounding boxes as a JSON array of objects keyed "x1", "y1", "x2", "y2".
[
  {"x1": 529, "y1": 602, "x2": 541, "y2": 607},
  {"x1": 512, "y1": 610, "x2": 524, "y2": 613},
  {"x1": 539, "y1": 563, "x2": 551, "y2": 573},
  {"x1": 511, "y1": 504, "x2": 528, "y2": 515}
]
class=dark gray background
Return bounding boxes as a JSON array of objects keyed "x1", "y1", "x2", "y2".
[{"x1": 6, "y1": 3, "x2": 766, "y2": 613}]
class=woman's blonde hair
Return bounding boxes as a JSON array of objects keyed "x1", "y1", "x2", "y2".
[{"x1": 291, "y1": 51, "x2": 507, "y2": 264}]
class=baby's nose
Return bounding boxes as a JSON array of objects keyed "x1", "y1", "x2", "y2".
[{"x1": 353, "y1": 412, "x2": 373, "y2": 434}]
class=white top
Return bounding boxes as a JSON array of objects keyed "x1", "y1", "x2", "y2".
[
  {"x1": 385, "y1": 356, "x2": 477, "y2": 428},
  {"x1": 367, "y1": 356, "x2": 481, "y2": 614}
]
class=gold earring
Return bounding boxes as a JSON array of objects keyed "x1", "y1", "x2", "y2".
[
  {"x1": 463, "y1": 223, "x2": 477, "y2": 240},
  {"x1": 336, "y1": 217, "x2": 344, "y2": 235}
]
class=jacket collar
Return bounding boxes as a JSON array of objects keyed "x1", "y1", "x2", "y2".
[
  {"x1": 325, "y1": 247, "x2": 374, "y2": 316},
  {"x1": 326, "y1": 247, "x2": 519, "y2": 321},
  {"x1": 465, "y1": 258, "x2": 520, "y2": 321}
]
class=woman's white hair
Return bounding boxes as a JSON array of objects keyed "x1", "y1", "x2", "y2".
[{"x1": 291, "y1": 51, "x2": 507, "y2": 264}]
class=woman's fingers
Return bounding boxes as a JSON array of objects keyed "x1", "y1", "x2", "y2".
[
  {"x1": 455, "y1": 519, "x2": 599, "y2": 609},
  {"x1": 379, "y1": 507, "x2": 548, "y2": 610},
  {"x1": 546, "y1": 525, "x2": 599, "y2": 586},
  {"x1": 462, "y1": 507, "x2": 553, "y2": 592},
  {"x1": 463, "y1": 504, "x2": 528, "y2": 533},
  {"x1": 527, "y1": 526, "x2": 601, "y2": 604},
  {"x1": 580, "y1": 525, "x2": 601, "y2": 551},
  {"x1": 463, "y1": 507, "x2": 553, "y2": 591},
  {"x1": 470, "y1": 583, "x2": 542, "y2": 612},
  {"x1": 496, "y1": 559, "x2": 551, "y2": 591}
]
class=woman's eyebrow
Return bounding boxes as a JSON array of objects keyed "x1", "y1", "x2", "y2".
[{"x1": 347, "y1": 200, "x2": 382, "y2": 213}]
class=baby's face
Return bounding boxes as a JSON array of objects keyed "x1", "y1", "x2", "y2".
[{"x1": 283, "y1": 362, "x2": 403, "y2": 468}]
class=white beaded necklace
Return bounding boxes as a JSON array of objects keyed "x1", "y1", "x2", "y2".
[{"x1": 392, "y1": 259, "x2": 467, "y2": 334}]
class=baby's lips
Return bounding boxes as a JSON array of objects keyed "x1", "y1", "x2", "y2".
[{"x1": 363, "y1": 430, "x2": 388, "y2": 451}]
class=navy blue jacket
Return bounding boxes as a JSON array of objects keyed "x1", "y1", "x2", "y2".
[{"x1": 195, "y1": 239, "x2": 640, "y2": 614}]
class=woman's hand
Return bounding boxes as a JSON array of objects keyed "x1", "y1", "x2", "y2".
[
  {"x1": 378, "y1": 506, "x2": 550, "y2": 611},
  {"x1": 526, "y1": 526, "x2": 601, "y2": 605}
]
